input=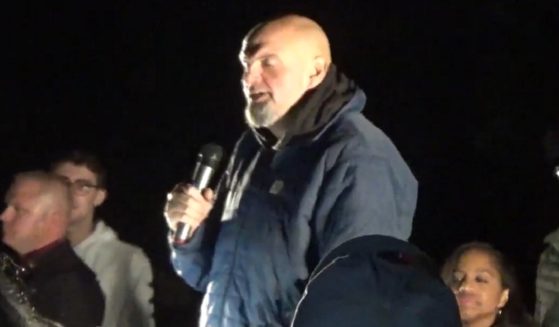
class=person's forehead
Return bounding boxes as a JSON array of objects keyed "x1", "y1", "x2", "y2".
[
  {"x1": 7, "y1": 179, "x2": 41, "y2": 204},
  {"x1": 240, "y1": 27, "x2": 300, "y2": 59},
  {"x1": 457, "y1": 250, "x2": 499, "y2": 274},
  {"x1": 54, "y1": 162, "x2": 97, "y2": 182}
]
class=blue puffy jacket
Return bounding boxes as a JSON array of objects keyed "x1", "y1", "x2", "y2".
[{"x1": 171, "y1": 69, "x2": 418, "y2": 326}]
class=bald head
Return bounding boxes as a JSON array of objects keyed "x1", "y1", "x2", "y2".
[
  {"x1": 244, "y1": 15, "x2": 331, "y2": 66},
  {"x1": 240, "y1": 15, "x2": 332, "y2": 135},
  {"x1": 1, "y1": 171, "x2": 71, "y2": 254},
  {"x1": 13, "y1": 171, "x2": 72, "y2": 221}
]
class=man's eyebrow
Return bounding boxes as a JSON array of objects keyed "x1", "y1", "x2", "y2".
[
  {"x1": 241, "y1": 41, "x2": 264, "y2": 60},
  {"x1": 75, "y1": 179, "x2": 96, "y2": 185}
]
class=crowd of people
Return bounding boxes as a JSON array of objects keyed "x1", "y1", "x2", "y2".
[
  {"x1": 0, "y1": 13, "x2": 557, "y2": 327},
  {"x1": 0, "y1": 154, "x2": 154, "y2": 326}
]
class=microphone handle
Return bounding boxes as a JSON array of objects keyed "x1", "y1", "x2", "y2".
[
  {"x1": 174, "y1": 223, "x2": 191, "y2": 244},
  {"x1": 173, "y1": 164, "x2": 215, "y2": 243}
]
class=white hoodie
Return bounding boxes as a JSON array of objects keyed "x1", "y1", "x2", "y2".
[{"x1": 74, "y1": 221, "x2": 155, "y2": 327}]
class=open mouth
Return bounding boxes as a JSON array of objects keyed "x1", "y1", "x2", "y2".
[{"x1": 250, "y1": 92, "x2": 269, "y2": 102}]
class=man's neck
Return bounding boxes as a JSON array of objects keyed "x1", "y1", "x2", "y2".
[
  {"x1": 67, "y1": 218, "x2": 95, "y2": 247},
  {"x1": 268, "y1": 124, "x2": 284, "y2": 140},
  {"x1": 268, "y1": 120, "x2": 288, "y2": 149},
  {"x1": 21, "y1": 238, "x2": 65, "y2": 264}
]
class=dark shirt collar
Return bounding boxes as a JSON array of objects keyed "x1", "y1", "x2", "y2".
[{"x1": 21, "y1": 238, "x2": 66, "y2": 268}]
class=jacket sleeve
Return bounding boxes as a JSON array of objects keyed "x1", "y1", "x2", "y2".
[
  {"x1": 169, "y1": 169, "x2": 229, "y2": 292},
  {"x1": 168, "y1": 136, "x2": 244, "y2": 292},
  {"x1": 169, "y1": 221, "x2": 217, "y2": 292},
  {"x1": 311, "y1": 153, "x2": 417, "y2": 259},
  {"x1": 129, "y1": 250, "x2": 156, "y2": 327}
]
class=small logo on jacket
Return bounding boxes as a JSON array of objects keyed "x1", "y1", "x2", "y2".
[{"x1": 269, "y1": 180, "x2": 284, "y2": 195}]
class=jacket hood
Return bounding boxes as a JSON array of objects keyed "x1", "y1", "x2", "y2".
[{"x1": 251, "y1": 64, "x2": 361, "y2": 148}]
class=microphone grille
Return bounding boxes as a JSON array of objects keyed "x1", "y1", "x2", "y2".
[{"x1": 197, "y1": 143, "x2": 224, "y2": 168}]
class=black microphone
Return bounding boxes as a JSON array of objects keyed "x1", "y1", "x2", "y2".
[{"x1": 174, "y1": 143, "x2": 224, "y2": 243}]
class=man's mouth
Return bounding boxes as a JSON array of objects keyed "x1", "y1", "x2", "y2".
[{"x1": 250, "y1": 92, "x2": 269, "y2": 102}]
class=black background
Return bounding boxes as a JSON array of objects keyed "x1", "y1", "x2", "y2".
[{"x1": 2, "y1": 1, "x2": 559, "y2": 324}]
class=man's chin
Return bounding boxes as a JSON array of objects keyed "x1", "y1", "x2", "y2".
[
  {"x1": 245, "y1": 105, "x2": 276, "y2": 128},
  {"x1": 69, "y1": 214, "x2": 88, "y2": 225},
  {"x1": 2, "y1": 238, "x2": 18, "y2": 252}
]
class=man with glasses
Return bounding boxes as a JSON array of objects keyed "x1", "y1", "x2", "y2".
[
  {"x1": 0, "y1": 170, "x2": 104, "y2": 326},
  {"x1": 51, "y1": 150, "x2": 155, "y2": 327}
]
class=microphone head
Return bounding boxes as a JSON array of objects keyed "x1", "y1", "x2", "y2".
[{"x1": 197, "y1": 143, "x2": 224, "y2": 168}]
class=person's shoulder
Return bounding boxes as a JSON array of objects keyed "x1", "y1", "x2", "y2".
[
  {"x1": 544, "y1": 227, "x2": 559, "y2": 246},
  {"x1": 319, "y1": 117, "x2": 395, "y2": 163},
  {"x1": 68, "y1": 250, "x2": 101, "y2": 281},
  {"x1": 337, "y1": 110, "x2": 393, "y2": 142},
  {"x1": 103, "y1": 237, "x2": 149, "y2": 261},
  {"x1": 51, "y1": 252, "x2": 103, "y2": 297},
  {"x1": 91, "y1": 222, "x2": 149, "y2": 256}
]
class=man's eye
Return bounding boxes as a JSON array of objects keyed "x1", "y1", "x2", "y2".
[
  {"x1": 262, "y1": 58, "x2": 276, "y2": 67},
  {"x1": 13, "y1": 206, "x2": 27, "y2": 215},
  {"x1": 58, "y1": 176, "x2": 71, "y2": 185},
  {"x1": 75, "y1": 181, "x2": 93, "y2": 189}
]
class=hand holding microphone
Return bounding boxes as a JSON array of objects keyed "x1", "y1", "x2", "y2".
[{"x1": 164, "y1": 143, "x2": 224, "y2": 243}]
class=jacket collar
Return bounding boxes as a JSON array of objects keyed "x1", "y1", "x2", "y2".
[{"x1": 251, "y1": 64, "x2": 365, "y2": 149}]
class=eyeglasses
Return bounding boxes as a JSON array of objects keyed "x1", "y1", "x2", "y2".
[{"x1": 58, "y1": 177, "x2": 102, "y2": 196}]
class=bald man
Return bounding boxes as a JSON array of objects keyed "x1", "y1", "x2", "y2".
[
  {"x1": 0, "y1": 171, "x2": 104, "y2": 327},
  {"x1": 165, "y1": 14, "x2": 418, "y2": 326}
]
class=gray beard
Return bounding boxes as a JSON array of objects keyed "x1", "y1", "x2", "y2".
[{"x1": 245, "y1": 102, "x2": 276, "y2": 128}]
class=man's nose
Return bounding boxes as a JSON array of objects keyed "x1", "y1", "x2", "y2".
[
  {"x1": 0, "y1": 207, "x2": 12, "y2": 222},
  {"x1": 241, "y1": 66, "x2": 260, "y2": 88}
]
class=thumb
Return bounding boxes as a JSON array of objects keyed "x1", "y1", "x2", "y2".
[{"x1": 202, "y1": 188, "x2": 215, "y2": 203}]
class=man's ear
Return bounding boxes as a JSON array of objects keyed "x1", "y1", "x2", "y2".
[
  {"x1": 94, "y1": 189, "x2": 107, "y2": 207},
  {"x1": 307, "y1": 56, "x2": 328, "y2": 90}
]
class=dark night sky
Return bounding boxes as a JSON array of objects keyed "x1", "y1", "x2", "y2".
[{"x1": 2, "y1": 0, "x2": 559, "y2": 318}]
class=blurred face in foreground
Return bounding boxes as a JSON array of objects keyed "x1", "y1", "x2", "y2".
[{"x1": 1, "y1": 178, "x2": 48, "y2": 254}]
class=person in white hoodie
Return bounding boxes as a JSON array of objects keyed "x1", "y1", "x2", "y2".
[{"x1": 51, "y1": 150, "x2": 155, "y2": 327}]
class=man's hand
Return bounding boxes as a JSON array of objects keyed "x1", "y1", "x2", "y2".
[{"x1": 164, "y1": 183, "x2": 215, "y2": 236}]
